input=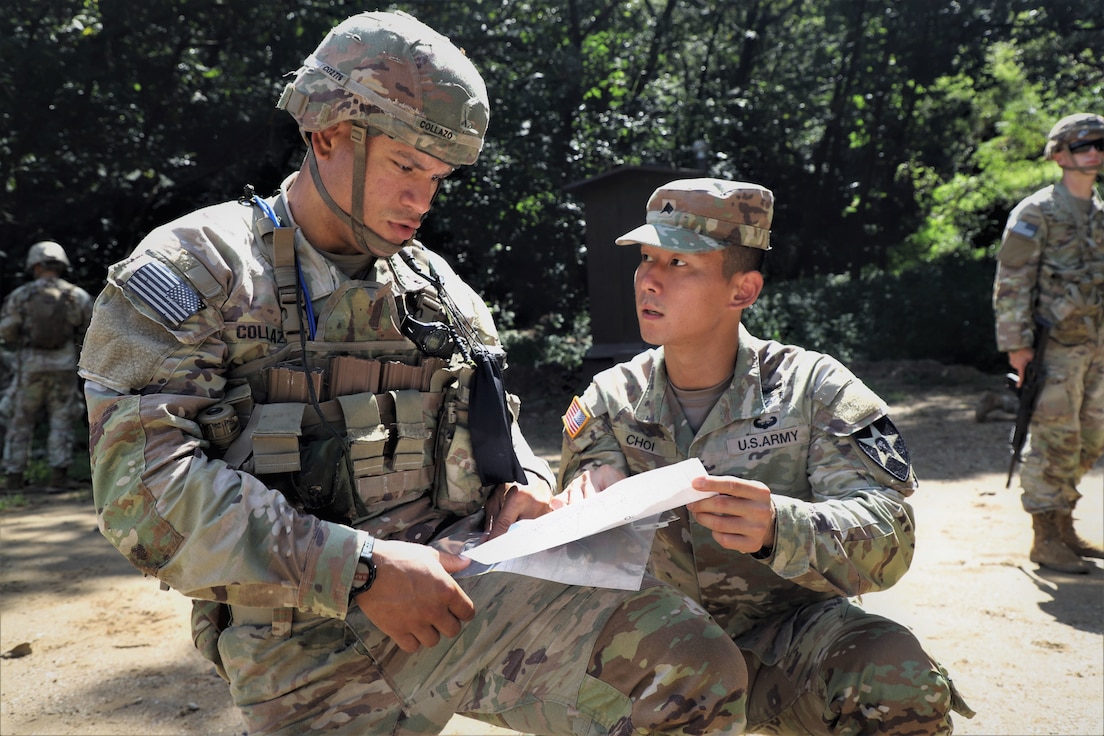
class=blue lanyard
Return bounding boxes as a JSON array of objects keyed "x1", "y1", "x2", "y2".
[{"x1": 252, "y1": 195, "x2": 317, "y2": 339}]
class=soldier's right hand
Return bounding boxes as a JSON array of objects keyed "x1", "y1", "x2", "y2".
[
  {"x1": 354, "y1": 539, "x2": 475, "y2": 653},
  {"x1": 1008, "y1": 346, "x2": 1034, "y2": 387}
]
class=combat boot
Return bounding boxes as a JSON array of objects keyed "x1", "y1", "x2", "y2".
[
  {"x1": 1055, "y1": 510, "x2": 1104, "y2": 560},
  {"x1": 1030, "y1": 511, "x2": 1089, "y2": 573},
  {"x1": 974, "y1": 391, "x2": 1003, "y2": 423}
]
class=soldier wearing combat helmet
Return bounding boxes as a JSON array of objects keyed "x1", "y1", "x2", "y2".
[
  {"x1": 988, "y1": 112, "x2": 1104, "y2": 573},
  {"x1": 1043, "y1": 112, "x2": 1104, "y2": 165},
  {"x1": 1, "y1": 240, "x2": 92, "y2": 492},
  {"x1": 275, "y1": 11, "x2": 489, "y2": 259},
  {"x1": 79, "y1": 11, "x2": 748, "y2": 734}
]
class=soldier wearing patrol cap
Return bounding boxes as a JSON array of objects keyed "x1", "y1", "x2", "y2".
[
  {"x1": 990, "y1": 112, "x2": 1104, "y2": 573},
  {"x1": 1, "y1": 240, "x2": 92, "y2": 492},
  {"x1": 556, "y1": 178, "x2": 973, "y2": 735},
  {"x1": 78, "y1": 12, "x2": 747, "y2": 735}
]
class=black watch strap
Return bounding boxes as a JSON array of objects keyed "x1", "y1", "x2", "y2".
[{"x1": 349, "y1": 536, "x2": 377, "y2": 602}]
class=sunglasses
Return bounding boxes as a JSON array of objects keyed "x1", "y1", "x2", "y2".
[{"x1": 1067, "y1": 138, "x2": 1104, "y2": 155}]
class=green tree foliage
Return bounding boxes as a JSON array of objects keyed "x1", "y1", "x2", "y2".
[
  {"x1": 747, "y1": 253, "x2": 1001, "y2": 370},
  {"x1": 1, "y1": 0, "x2": 1100, "y2": 369},
  {"x1": 1, "y1": 0, "x2": 354, "y2": 293},
  {"x1": 906, "y1": 5, "x2": 1103, "y2": 265}
]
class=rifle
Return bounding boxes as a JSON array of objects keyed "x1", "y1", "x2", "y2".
[{"x1": 1006, "y1": 319, "x2": 1051, "y2": 488}]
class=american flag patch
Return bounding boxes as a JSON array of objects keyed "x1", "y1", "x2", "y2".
[
  {"x1": 127, "y1": 260, "x2": 205, "y2": 325},
  {"x1": 1011, "y1": 220, "x2": 1039, "y2": 238},
  {"x1": 562, "y1": 396, "x2": 592, "y2": 439}
]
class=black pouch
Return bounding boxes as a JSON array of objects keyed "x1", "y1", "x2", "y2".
[
  {"x1": 289, "y1": 434, "x2": 368, "y2": 524},
  {"x1": 468, "y1": 350, "x2": 527, "y2": 485}
]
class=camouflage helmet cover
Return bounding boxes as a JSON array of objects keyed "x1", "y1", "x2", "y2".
[
  {"x1": 616, "y1": 178, "x2": 774, "y2": 253},
  {"x1": 277, "y1": 10, "x2": 489, "y2": 167},
  {"x1": 26, "y1": 240, "x2": 70, "y2": 272},
  {"x1": 1044, "y1": 112, "x2": 1104, "y2": 159}
]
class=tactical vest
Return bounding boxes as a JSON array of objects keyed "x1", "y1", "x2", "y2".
[
  {"x1": 24, "y1": 281, "x2": 76, "y2": 350},
  {"x1": 1034, "y1": 188, "x2": 1104, "y2": 345},
  {"x1": 201, "y1": 206, "x2": 494, "y2": 541}
]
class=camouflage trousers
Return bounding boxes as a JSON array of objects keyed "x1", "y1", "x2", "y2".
[
  {"x1": 215, "y1": 573, "x2": 748, "y2": 735},
  {"x1": 1020, "y1": 337, "x2": 1104, "y2": 514},
  {"x1": 742, "y1": 598, "x2": 972, "y2": 736},
  {"x1": 1, "y1": 370, "x2": 80, "y2": 474}
]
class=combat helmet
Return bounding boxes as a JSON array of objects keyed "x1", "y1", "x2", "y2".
[
  {"x1": 277, "y1": 10, "x2": 489, "y2": 168},
  {"x1": 1044, "y1": 112, "x2": 1104, "y2": 159},
  {"x1": 25, "y1": 241, "x2": 70, "y2": 273},
  {"x1": 275, "y1": 11, "x2": 489, "y2": 257}
]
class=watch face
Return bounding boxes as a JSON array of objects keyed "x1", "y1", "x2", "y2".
[{"x1": 350, "y1": 539, "x2": 377, "y2": 600}]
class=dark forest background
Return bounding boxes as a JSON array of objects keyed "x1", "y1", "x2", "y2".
[{"x1": 2, "y1": 0, "x2": 1101, "y2": 374}]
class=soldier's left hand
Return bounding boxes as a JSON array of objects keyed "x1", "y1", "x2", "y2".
[
  {"x1": 687, "y1": 474, "x2": 776, "y2": 554},
  {"x1": 553, "y1": 464, "x2": 626, "y2": 509},
  {"x1": 483, "y1": 473, "x2": 554, "y2": 539}
]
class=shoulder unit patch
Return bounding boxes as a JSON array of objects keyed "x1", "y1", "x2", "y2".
[{"x1": 853, "y1": 415, "x2": 911, "y2": 482}]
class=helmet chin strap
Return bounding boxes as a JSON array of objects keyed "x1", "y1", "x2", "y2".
[
  {"x1": 1059, "y1": 163, "x2": 1103, "y2": 176},
  {"x1": 305, "y1": 124, "x2": 410, "y2": 258}
]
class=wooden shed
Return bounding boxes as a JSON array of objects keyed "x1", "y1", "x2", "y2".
[{"x1": 565, "y1": 165, "x2": 702, "y2": 371}]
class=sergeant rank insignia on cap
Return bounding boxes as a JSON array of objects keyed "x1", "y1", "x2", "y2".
[
  {"x1": 562, "y1": 396, "x2": 593, "y2": 439},
  {"x1": 853, "y1": 416, "x2": 911, "y2": 482}
]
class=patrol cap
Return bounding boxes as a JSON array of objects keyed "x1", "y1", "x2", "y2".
[
  {"x1": 1044, "y1": 112, "x2": 1104, "y2": 159},
  {"x1": 277, "y1": 11, "x2": 489, "y2": 167},
  {"x1": 615, "y1": 178, "x2": 774, "y2": 253}
]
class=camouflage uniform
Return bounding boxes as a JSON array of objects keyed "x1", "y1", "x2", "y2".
[
  {"x1": 558, "y1": 178, "x2": 971, "y2": 735},
  {"x1": 559, "y1": 334, "x2": 972, "y2": 735},
  {"x1": 0, "y1": 348, "x2": 14, "y2": 453},
  {"x1": 0, "y1": 272, "x2": 92, "y2": 482},
  {"x1": 78, "y1": 12, "x2": 748, "y2": 735},
  {"x1": 993, "y1": 181, "x2": 1104, "y2": 513}
]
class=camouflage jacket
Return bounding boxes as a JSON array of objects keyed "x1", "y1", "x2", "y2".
[
  {"x1": 558, "y1": 325, "x2": 918, "y2": 664},
  {"x1": 993, "y1": 181, "x2": 1104, "y2": 350},
  {"x1": 79, "y1": 174, "x2": 549, "y2": 620},
  {"x1": 0, "y1": 276, "x2": 93, "y2": 372}
]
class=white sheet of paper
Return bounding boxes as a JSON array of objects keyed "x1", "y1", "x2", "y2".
[{"x1": 463, "y1": 458, "x2": 713, "y2": 564}]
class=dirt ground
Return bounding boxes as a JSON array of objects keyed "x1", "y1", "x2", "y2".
[{"x1": 1, "y1": 362, "x2": 1101, "y2": 736}]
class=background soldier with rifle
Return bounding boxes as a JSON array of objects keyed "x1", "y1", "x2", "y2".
[{"x1": 991, "y1": 112, "x2": 1104, "y2": 574}]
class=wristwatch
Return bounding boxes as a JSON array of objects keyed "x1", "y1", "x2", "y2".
[{"x1": 349, "y1": 537, "x2": 377, "y2": 602}]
